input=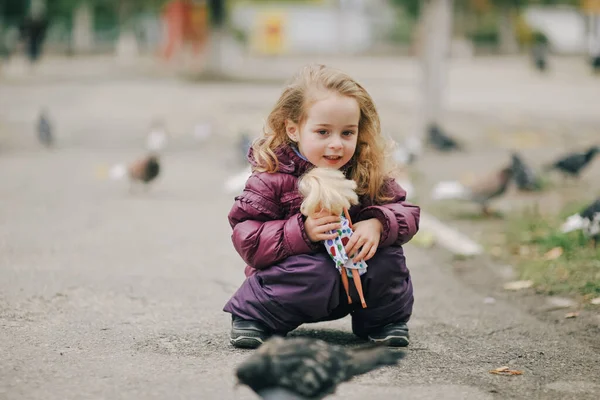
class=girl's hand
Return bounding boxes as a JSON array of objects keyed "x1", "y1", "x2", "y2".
[
  {"x1": 344, "y1": 218, "x2": 383, "y2": 262},
  {"x1": 304, "y1": 210, "x2": 341, "y2": 242}
]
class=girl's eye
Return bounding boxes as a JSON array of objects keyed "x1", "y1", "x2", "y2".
[
  {"x1": 317, "y1": 130, "x2": 328, "y2": 135},
  {"x1": 342, "y1": 131, "x2": 356, "y2": 136}
]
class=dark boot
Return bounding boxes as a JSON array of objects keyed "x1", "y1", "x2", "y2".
[
  {"x1": 230, "y1": 316, "x2": 272, "y2": 349},
  {"x1": 367, "y1": 322, "x2": 409, "y2": 347}
]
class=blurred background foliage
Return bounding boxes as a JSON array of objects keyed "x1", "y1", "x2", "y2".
[{"x1": 0, "y1": 0, "x2": 594, "y2": 53}]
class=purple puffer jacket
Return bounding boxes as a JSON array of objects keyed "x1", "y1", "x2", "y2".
[{"x1": 228, "y1": 145, "x2": 421, "y2": 277}]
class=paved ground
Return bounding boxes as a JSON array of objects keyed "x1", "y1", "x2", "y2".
[{"x1": 1, "y1": 54, "x2": 599, "y2": 399}]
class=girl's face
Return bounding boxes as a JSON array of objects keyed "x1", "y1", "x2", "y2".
[{"x1": 286, "y1": 92, "x2": 359, "y2": 170}]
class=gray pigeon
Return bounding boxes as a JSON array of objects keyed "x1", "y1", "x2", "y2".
[
  {"x1": 546, "y1": 146, "x2": 599, "y2": 178},
  {"x1": 37, "y1": 110, "x2": 53, "y2": 147},
  {"x1": 427, "y1": 124, "x2": 462, "y2": 152},
  {"x1": 511, "y1": 152, "x2": 540, "y2": 191},
  {"x1": 235, "y1": 336, "x2": 405, "y2": 399}
]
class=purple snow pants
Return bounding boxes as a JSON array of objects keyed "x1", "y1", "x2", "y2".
[{"x1": 223, "y1": 246, "x2": 413, "y2": 338}]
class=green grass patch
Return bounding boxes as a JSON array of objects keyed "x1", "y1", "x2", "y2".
[{"x1": 502, "y1": 204, "x2": 600, "y2": 299}]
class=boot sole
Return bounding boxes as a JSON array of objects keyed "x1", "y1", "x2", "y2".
[
  {"x1": 230, "y1": 335, "x2": 265, "y2": 349},
  {"x1": 368, "y1": 335, "x2": 409, "y2": 347}
]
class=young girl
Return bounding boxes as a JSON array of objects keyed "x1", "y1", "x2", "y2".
[{"x1": 223, "y1": 64, "x2": 420, "y2": 349}]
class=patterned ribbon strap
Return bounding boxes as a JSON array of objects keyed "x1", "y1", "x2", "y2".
[{"x1": 323, "y1": 212, "x2": 368, "y2": 277}]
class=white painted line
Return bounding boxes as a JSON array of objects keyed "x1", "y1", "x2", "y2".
[{"x1": 419, "y1": 212, "x2": 483, "y2": 256}]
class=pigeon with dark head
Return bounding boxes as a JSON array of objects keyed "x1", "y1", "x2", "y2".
[
  {"x1": 129, "y1": 154, "x2": 160, "y2": 184},
  {"x1": 511, "y1": 152, "x2": 541, "y2": 191},
  {"x1": 235, "y1": 336, "x2": 405, "y2": 400},
  {"x1": 546, "y1": 146, "x2": 599, "y2": 178},
  {"x1": 427, "y1": 124, "x2": 462, "y2": 152},
  {"x1": 109, "y1": 153, "x2": 160, "y2": 192},
  {"x1": 561, "y1": 198, "x2": 600, "y2": 247},
  {"x1": 431, "y1": 165, "x2": 513, "y2": 215},
  {"x1": 37, "y1": 109, "x2": 53, "y2": 147}
]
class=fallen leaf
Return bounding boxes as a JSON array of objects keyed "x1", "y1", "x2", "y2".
[
  {"x1": 591, "y1": 297, "x2": 600, "y2": 305},
  {"x1": 503, "y1": 280, "x2": 533, "y2": 291},
  {"x1": 565, "y1": 312, "x2": 579, "y2": 319},
  {"x1": 543, "y1": 247, "x2": 563, "y2": 261},
  {"x1": 489, "y1": 366, "x2": 523, "y2": 376}
]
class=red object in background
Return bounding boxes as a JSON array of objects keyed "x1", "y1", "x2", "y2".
[{"x1": 161, "y1": 0, "x2": 208, "y2": 60}]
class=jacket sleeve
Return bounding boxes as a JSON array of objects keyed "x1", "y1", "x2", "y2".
[
  {"x1": 356, "y1": 179, "x2": 420, "y2": 247},
  {"x1": 228, "y1": 174, "x2": 317, "y2": 270}
]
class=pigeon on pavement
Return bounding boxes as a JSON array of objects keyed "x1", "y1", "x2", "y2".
[{"x1": 236, "y1": 336, "x2": 405, "y2": 400}]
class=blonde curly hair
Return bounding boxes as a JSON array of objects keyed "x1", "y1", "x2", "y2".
[
  {"x1": 298, "y1": 167, "x2": 359, "y2": 217},
  {"x1": 251, "y1": 64, "x2": 395, "y2": 204}
]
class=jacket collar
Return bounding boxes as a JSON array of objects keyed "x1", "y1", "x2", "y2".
[{"x1": 248, "y1": 144, "x2": 314, "y2": 177}]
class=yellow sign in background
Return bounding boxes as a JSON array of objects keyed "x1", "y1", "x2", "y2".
[
  {"x1": 252, "y1": 11, "x2": 287, "y2": 55},
  {"x1": 582, "y1": 0, "x2": 600, "y2": 13}
]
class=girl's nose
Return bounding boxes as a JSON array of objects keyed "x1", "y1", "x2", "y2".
[{"x1": 328, "y1": 136, "x2": 343, "y2": 149}]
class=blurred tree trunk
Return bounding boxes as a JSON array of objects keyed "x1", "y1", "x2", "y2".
[
  {"x1": 115, "y1": 0, "x2": 139, "y2": 60},
  {"x1": 418, "y1": 0, "x2": 454, "y2": 140},
  {"x1": 205, "y1": 0, "x2": 226, "y2": 75},
  {"x1": 73, "y1": 1, "x2": 93, "y2": 53},
  {"x1": 497, "y1": 4, "x2": 519, "y2": 54}
]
